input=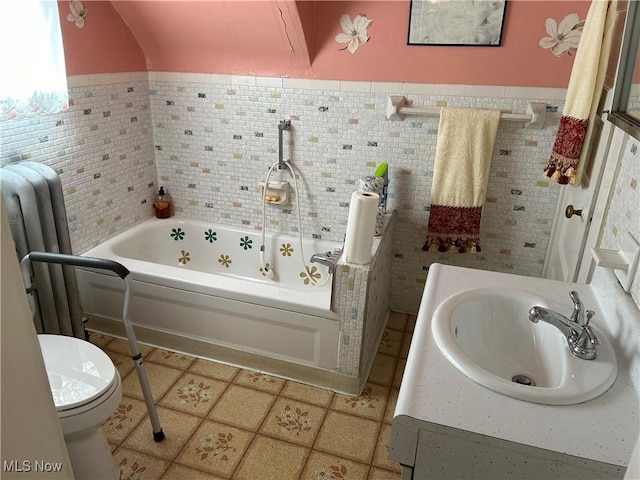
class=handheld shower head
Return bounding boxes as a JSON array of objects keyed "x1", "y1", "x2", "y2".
[{"x1": 260, "y1": 247, "x2": 275, "y2": 279}]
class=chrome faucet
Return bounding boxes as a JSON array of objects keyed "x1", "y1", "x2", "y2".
[
  {"x1": 310, "y1": 248, "x2": 343, "y2": 274},
  {"x1": 528, "y1": 291, "x2": 599, "y2": 360}
]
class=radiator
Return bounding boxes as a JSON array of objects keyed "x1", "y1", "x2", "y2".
[{"x1": 1, "y1": 162, "x2": 84, "y2": 338}]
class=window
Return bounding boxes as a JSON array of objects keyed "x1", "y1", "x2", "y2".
[{"x1": 0, "y1": 0, "x2": 68, "y2": 120}]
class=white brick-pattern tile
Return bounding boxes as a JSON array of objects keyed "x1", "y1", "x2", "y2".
[
  {"x1": 1, "y1": 78, "x2": 156, "y2": 254},
  {"x1": 2, "y1": 73, "x2": 565, "y2": 313}
]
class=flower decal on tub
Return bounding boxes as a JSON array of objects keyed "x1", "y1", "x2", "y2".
[
  {"x1": 335, "y1": 14, "x2": 372, "y2": 53},
  {"x1": 178, "y1": 250, "x2": 190, "y2": 265},
  {"x1": 170, "y1": 227, "x2": 185, "y2": 241},
  {"x1": 539, "y1": 13, "x2": 583, "y2": 57},
  {"x1": 300, "y1": 265, "x2": 321, "y2": 285},
  {"x1": 218, "y1": 254, "x2": 232, "y2": 268},
  {"x1": 280, "y1": 243, "x2": 294, "y2": 256},
  {"x1": 239, "y1": 236, "x2": 253, "y2": 250},
  {"x1": 204, "y1": 229, "x2": 217, "y2": 243},
  {"x1": 67, "y1": 0, "x2": 88, "y2": 28}
]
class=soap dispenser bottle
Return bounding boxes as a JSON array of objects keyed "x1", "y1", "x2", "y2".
[{"x1": 154, "y1": 186, "x2": 171, "y2": 219}]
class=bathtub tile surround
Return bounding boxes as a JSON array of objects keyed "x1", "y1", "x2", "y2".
[
  {"x1": 333, "y1": 213, "x2": 395, "y2": 380},
  {"x1": 92, "y1": 314, "x2": 414, "y2": 480},
  {"x1": 147, "y1": 73, "x2": 563, "y2": 311},
  {"x1": 1, "y1": 72, "x2": 564, "y2": 312}
]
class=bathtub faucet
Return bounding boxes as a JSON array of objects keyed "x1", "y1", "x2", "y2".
[
  {"x1": 310, "y1": 248, "x2": 343, "y2": 274},
  {"x1": 528, "y1": 291, "x2": 599, "y2": 360}
]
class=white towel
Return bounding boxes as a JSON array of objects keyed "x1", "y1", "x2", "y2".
[
  {"x1": 423, "y1": 107, "x2": 500, "y2": 253},
  {"x1": 544, "y1": 0, "x2": 618, "y2": 185}
]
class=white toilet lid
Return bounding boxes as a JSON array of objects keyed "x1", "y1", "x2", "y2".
[{"x1": 38, "y1": 334, "x2": 118, "y2": 412}]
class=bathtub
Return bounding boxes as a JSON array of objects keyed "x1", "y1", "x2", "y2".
[{"x1": 76, "y1": 217, "x2": 342, "y2": 372}]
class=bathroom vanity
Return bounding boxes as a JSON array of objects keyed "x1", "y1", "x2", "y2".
[{"x1": 390, "y1": 264, "x2": 639, "y2": 479}]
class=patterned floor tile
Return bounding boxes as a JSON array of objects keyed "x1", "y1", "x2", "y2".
[
  {"x1": 88, "y1": 331, "x2": 114, "y2": 348},
  {"x1": 259, "y1": 397, "x2": 326, "y2": 447},
  {"x1": 93, "y1": 320, "x2": 412, "y2": 480},
  {"x1": 208, "y1": 385, "x2": 275, "y2": 431},
  {"x1": 159, "y1": 372, "x2": 227, "y2": 416},
  {"x1": 233, "y1": 369, "x2": 285, "y2": 394},
  {"x1": 400, "y1": 333, "x2": 412, "y2": 359},
  {"x1": 175, "y1": 420, "x2": 254, "y2": 477},
  {"x1": 383, "y1": 389, "x2": 399, "y2": 425},
  {"x1": 102, "y1": 396, "x2": 149, "y2": 444},
  {"x1": 103, "y1": 351, "x2": 136, "y2": 386},
  {"x1": 367, "y1": 354, "x2": 397, "y2": 387},
  {"x1": 114, "y1": 446, "x2": 169, "y2": 480},
  {"x1": 103, "y1": 337, "x2": 154, "y2": 358},
  {"x1": 280, "y1": 380, "x2": 335, "y2": 407},
  {"x1": 147, "y1": 348, "x2": 197, "y2": 370},
  {"x1": 368, "y1": 466, "x2": 402, "y2": 480},
  {"x1": 372, "y1": 424, "x2": 401, "y2": 473},
  {"x1": 160, "y1": 464, "x2": 224, "y2": 480},
  {"x1": 315, "y1": 411, "x2": 380, "y2": 464},
  {"x1": 392, "y1": 359, "x2": 406, "y2": 389},
  {"x1": 331, "y1": 382, "x2": 389, "y2": 421},
  {"x1": 122, "y1": 406, "x2": 201, "y2": 461},
  {"x1": 377, "y1": 329, "x2": 403, "y2": 357},
  {"x1": 121, "y1": 362, "x2": 182, "y2": 401},
  {"x1": 300, "y1": 451, "x2": 370, "y2": 480},
  {"x1": 386, "y1": 312, "x2": 408, "y2": 332},
  {"x1": 189, "y1": 358, "x2": 239, "y2": 382},
  {"x1": 233, "y1": 435, "x2": 308, "y2": 480},
  {"x1": 406, "y1": 315, "x2": 417, "y2": 333}
]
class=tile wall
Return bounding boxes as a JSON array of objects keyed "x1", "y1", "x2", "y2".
[
  {"x1": 0, "y1": 72, "x2": 156, "y2": 254},
  {"x1": 600, "y1": 135, "x2": 640, "y2": 307},
  {"x1": 0, "y1": 72, "x2": 568, "y2": 311}
]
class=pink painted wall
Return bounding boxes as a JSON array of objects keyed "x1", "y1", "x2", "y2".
[
  {"x1": 306, "y1": 1, "x2": 590, "y2": 87},
  {"x1": 59, "y1": 0, "x2": 146, "y2": 75},
  {"x1": 60, "y1": 0, "x2": 591, "y2": 88}
]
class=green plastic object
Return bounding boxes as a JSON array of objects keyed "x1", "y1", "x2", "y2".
[{"x1": 373, "y1": 162, "x2": 388, "y2": 178}]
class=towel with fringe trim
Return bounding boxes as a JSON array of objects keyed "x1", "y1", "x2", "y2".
[
  {"x1": 423, "y1": 107, "x2": 500, "y2": 253},
  {"x1": 544, "y1": 0, "x2": 618, "y2": 185}
]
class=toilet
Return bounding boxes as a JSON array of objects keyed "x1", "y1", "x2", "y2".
[{"x1": 38, "y1": 334, "x2": 122, "y2": 480}]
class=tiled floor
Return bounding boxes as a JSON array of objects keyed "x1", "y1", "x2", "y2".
[{"x1": 92, "y1": 311, "x2": 416, "y2": 480}]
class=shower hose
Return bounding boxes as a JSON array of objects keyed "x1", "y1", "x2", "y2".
[{"x1": 260, "y1": 159, "x2": 332, "y2": 288}]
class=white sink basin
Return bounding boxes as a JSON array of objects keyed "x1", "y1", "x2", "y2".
[{"x1": 431, "y1": 288, "x2": 618, "y2": 405}]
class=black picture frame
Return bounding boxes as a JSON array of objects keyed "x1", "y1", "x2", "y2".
[{"x1": 408, "y1": 0, "x2": 507, "y2": 46}]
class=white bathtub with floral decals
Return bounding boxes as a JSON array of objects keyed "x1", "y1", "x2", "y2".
[{"x1": 76, "y1": 217, "x2": 342, "y2": 371}]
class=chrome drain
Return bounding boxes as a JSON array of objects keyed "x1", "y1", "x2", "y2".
[{"x1": 512, "y1": 374, "x2": 536, "y2": 386}]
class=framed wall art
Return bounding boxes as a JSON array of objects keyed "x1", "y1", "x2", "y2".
[{"x1": 408, "y1": 0, "x2": 507, "y2": 46}]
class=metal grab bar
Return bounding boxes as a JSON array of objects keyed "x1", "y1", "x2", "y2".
[
  {"x1": 20, "y1": 251, "x2": 165, "y2": 443},
  {"x1": 23, "y1": 251, "x2": 131, "y2": 279}
]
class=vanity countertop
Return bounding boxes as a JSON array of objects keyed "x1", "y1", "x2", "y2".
[{"x1": 391, "y1": 263, "x2": 640, "y2": 469}]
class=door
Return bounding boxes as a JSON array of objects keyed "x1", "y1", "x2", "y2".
[{"x1": 543, "y1": 108, "x2": 620, "y2": 283}]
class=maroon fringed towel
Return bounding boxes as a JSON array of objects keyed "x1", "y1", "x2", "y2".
[
  {"x1": 544, "y1": 0, "x2": 618, "y2": 185},
  {"x1": 423, "y1": 108, "x2": 501, "y2": 253}
]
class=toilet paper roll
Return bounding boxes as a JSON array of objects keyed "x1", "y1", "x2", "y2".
[
  {"x1": 358, "y1": 176, "x2": 384, "y2": 197},
  {"x1": 344, "y1": 191, "x2": 380, "y2": 264}
]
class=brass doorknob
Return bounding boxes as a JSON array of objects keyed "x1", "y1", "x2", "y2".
[{"x1": 565, "y1": 205, "x2": 583, "y2": 218}]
